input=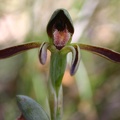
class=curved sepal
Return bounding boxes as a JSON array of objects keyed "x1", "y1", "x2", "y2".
[
  {"x1": 79, "y1": 43, "x2": 120, "y2": 62},
  {"x1": 0, "y1": 42, "x2": 40, "y2": 59},
  {"x1": 70, "y1": 44, "x2": 81, "y2": 75},
  {"x1": 39, "y1": 42, "x2": 50, "y2": 64},
  {"x1": 61, "y1": 44, "x2": 81, "y2": 75},
  {"x1": 16, "y1": 95, "x2": 50, "y2": 120}
]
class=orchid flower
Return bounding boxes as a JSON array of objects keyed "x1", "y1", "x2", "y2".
[{"x1": 0, "y1": 9, "x2": 120, "y2": 120}]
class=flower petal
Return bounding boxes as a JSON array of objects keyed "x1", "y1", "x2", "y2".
[
  {"x1": 39, "y1": 42, "x2": 50, "y2": 64},
  {"x1": 61, "y1": 44, "x2": 81, "y2": 75},
  {"x1": 0, "y1": 42, "x2": 40, "y2": 59},
  {"x1": 79, "y1": 43, "x2": 120, "y2": 62},
  {"x1": 70, "y1": 45, "x2": 81, "y2": 75}
]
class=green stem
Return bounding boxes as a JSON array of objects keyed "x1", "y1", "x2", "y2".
[
  {"x1": 48, "y1": 81, "x2": 63, "y2": 120},
  {"x1": 48, "y1": 51, "x2": 67, "y2": 120}
]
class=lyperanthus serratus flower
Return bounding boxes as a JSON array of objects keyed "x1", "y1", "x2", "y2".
[
  {"x1": 0, "y1": 9, "x2": 120, "y2": 88},
  {"x1": 0, "y1": 8, "x2": 120, "y2": 120},
  {"x1": 47, "y1": 9, "x2": 74, "y2": 49}
]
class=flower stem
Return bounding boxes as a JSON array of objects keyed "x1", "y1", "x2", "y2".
[
  {"x1": 48, "y1": 80, "x2": 63, "y2": 120},
  {"x1": 48, "y1": 51, "x2": 66, "y2": 120}
]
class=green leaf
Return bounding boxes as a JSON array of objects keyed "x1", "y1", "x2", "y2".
[{"x1": 16, "y1": 95, "x2": 50, "y2": 120}]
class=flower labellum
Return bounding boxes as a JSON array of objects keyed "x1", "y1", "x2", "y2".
[
  {"x1": 53, "y1": 29, "x2": 71, "y2": 49},
  {"x1": 47, "y1": 9, "x2": 74, "y2": 49}
]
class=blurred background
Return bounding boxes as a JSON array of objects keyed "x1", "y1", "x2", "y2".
[{"x1": 0, "y1": 0, "x2": 120, "y2": 120}]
